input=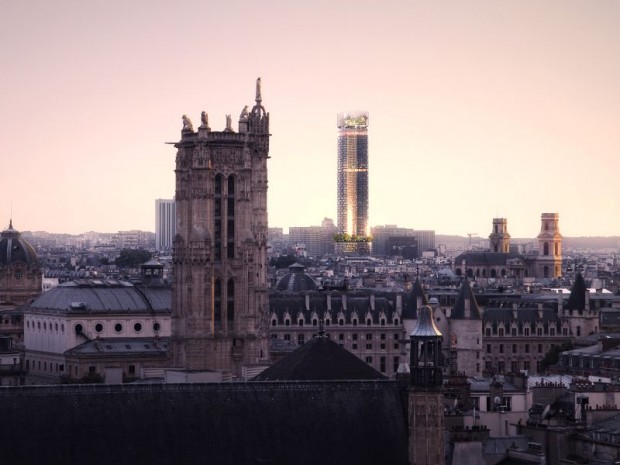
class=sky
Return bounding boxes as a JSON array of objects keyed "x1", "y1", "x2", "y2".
[{"x1": 1, "y1": 0, "x2": 619, "y2": 238}]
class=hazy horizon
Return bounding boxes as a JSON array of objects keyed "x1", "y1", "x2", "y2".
[{"x1": 2, "y1": 1, "x2": 619, "y2": 238}]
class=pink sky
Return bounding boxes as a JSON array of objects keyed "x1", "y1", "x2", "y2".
[{"x1": 1, "y1": 0, "x2": 619, "y2": 237}]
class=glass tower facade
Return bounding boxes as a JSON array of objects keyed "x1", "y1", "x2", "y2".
[{"x1": 337, "y1": 112, "x2": 369, "y2": 237}]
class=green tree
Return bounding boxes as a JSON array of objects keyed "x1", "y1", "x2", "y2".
[
  {"x1": 269, "y1": 254, "x2": 297, "y2": 269},
  {"x1": 114, "y1": 249, "x2": 152, "y2": 268},
  {"x1": 541, "y1": 341, "x2": 574, "y2": 372}
]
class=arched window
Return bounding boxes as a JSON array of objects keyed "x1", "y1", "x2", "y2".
[
  {"x1": 466, "y1": 269, "x2": 473, "y2": 278},
  {"x1": 554, "y1": 242, "x2": 560, "y2": 256},
  {"x1": 214, "y1": 174, "x2": 223, "y2": 261},
  {"x1": 490, "y1": 269, "x2": 497, "y2": 278},
  {"x1": 227, "y1": 176, "x2": 235, "y2": 259},
  {"x1": 543, "y1": 242, "x2": 549, "y2": 256},
  {"x1": 543, "y1": 266, "x2": 549, "y2": 278},
  {"x1": 214, "y1": 279, "x2": 222, "y2": 329},
  {"x1": 227, "y1": 278, "x2": 235, "y2": 326}
]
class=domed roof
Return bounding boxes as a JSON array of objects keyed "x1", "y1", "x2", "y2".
[
  {"x1": 0, "y1": 221, "x2": 39, "y2": 268},
  {"x1": 275, "y1": 263, "x2": 317, "y2": 292}
]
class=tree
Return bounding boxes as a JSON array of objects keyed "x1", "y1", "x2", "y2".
[
  {"x1": 114, "y1": 249, "x2": 152, "y2": 268},
  {"x1": 541, "y1": 341, "x2": 574, "y2": 372},
  {"x1": 269, "y1": 254, "x2": 297, "y2": 269}
]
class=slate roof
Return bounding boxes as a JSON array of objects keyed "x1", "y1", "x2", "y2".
[
  {"x1": 253, "y1": 335, "x2": 386, "y2": 381},
  {"x1": 483, "y1": 307, "x2": 561, "y2": 327},
  {"x1": 29, "y1": 279, "x2": 171, "y2": 315},
  {"x1": 451, "y1": 279, "x2": 481, "y2": 319},
  {"x1": 65, "y1": 337, "x2": 169, "y2": 357},
  {"x1": 269, "y1": 291, "x2": 402, "y2": 324},
  {"x1": 453, "y1": 252, "x2": 524, "y2": 267},
  {"x1": 402, "y1": 279, "x2": 428, "y2": 319},
  {"x1": 566, "y1": 273, "x2": 587, "y2": 311},
  {"x1": 0, "y1": 381, "x2": 410, "y2": 465},
  {"x1": 0, "y1": 221, "x2": 39, "y2": 268},
  {"x1": 274, "y1": 263, "x2": 318, "y2": 292}
]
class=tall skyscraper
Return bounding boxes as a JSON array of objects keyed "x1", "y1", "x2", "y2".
[
  {"x1": 171, "y1": 79, "x2": 270, "y2": 378},
  {"x1": 155, "y1": 199, "x2": 176, "y2": 251},
  {"x1": 336, "y1": 112, "x2": 370, "y2": 254}
]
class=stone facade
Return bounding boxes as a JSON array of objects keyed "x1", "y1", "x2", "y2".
[
  {"x1": 171, "y1": 79, "x2": 270, "y2": 377},
  {"x1": 409, "y1": 391, "x2": 445, "y2": 465}
]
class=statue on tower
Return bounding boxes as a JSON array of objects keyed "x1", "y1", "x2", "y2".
[
  {"x1": 182, "y1": 114, "x2": 194, "y2": 132},
  {"x1": 239, "y1": 105, "x2": 249, "y2": 122},
  {"x1": 225, "y1": 114, "x2": 233, "y2": 132},
  {"x1": 255, "y1": 77, "x2": 262, "y2": 103},
  {"x1": 199, "y1": 111, "x2": 209, "y2": 129}
]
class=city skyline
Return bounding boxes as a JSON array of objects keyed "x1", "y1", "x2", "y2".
[{"x1": 1, "y1": 1, "x2": 619, "y2": 238}]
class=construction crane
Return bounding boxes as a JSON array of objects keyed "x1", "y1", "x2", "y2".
[{"x1": 467, "y1": 233, "x2": 479, "y2": 248}]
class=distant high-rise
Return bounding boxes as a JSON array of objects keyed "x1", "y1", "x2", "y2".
[
  {"x1": 337, "y1": 112, "x2": 369, "y2": 238},
  {"x1": 155, "y1": 199, "x2": 176, "y2": 251}
]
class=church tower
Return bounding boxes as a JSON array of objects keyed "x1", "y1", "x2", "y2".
[
  {"x1": 171, "y1": 79, "x2": 270, "y2": 378},
  {"x1": 408, "y1": 304, "x2": 445, "y2": 465},
  {"x1": 488, "y1": 218, "x2": 510, "y2": 253},
  {"x1": 536, "y1": 213, "x2": 562, "y2": 278}
]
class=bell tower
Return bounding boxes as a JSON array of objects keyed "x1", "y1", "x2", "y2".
[
  {"x1": 408, "y1": 304, "x2": 445, "y2": 465},
  {"x1": 171, "y1": 78, "x2": 270, "y2": 379},
  {"x1": 536, "y1": 213, "x2": 562, "y2": 278},
  {"x1": 489, "y1": 218, "x2": 510, "y2": 253}
]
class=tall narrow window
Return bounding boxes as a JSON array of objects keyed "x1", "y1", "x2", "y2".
[
  {"x1": 543, "y1": 242, "x2": 549, "y2": 256},
  {"x1": 214, "y1": 279, "x2": 222, "y2": 329},
  {"x1": 214, "y1": 174, "x2": 223, "y2": 261},
  {"x1": 227, "y1": 278, "x2": 235, "y2": 327},
  {"x1": 227, "y1": 176, "x2": 235, "y2": 259}
]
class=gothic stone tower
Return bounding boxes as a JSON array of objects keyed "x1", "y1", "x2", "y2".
[
  {"x1": 409, "y1": 304, "x2": 445, "y2": 465},
  {"x1": 536, "y1": 212, "x2": 562, "y2": 278},
  {"x1": 489, "y1": 218, "x2": 510, "y2": 253},
  {"x1": 171, "y1": 79, "x2": 270, "y2": 378}
]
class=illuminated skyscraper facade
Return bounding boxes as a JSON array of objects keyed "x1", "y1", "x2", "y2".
[{"x1": 336, "y1": 112, "x2": 370, "y2": 254}]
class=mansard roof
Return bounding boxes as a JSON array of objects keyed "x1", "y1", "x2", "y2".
[
  {"x1": 451, "y1": 279, "x2": 482, "y2": 319},
  {"x1": 269, "y1": 291, "x2": 402, "y2": 324},
  {"x1": 482, "y1": 307, "x2": 561, "y2": 326},
  {"x1": 565, "y1": 273, "x2": 587, "y2": 311},
  {"x1": 28, "y1": 279, "x2": 171, "y2": 315},
  {"x1": 453, "y1": 252, "x2": 523, "y2": 267},
  {"x1": 253, "y1": 335, "x2": 386, "y2": 381}
]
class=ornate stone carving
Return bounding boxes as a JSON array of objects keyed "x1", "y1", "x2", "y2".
[
  {"x1": 182, "y1": 114, "x2": 194, "y2": 132},
  {"x1": 192, "y1": 146, "x2": 211, "y2": 169},
  {"x1": 199, "y1": 111, "x2": 209, "y2": 129}
]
